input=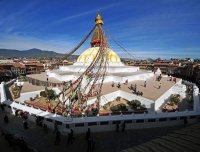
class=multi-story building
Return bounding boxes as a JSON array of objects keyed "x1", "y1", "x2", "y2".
[
  {"x1": 0, "y1": 61, "x2": 44, "y2": 76},
  {"x1": 125, "y1": 61, "x2": 154, "y2": 71},
  {"x1": 11, "y1": 62, "x2": 26, "y2": 75},
  {"x1": 24, "y1": 62, "x2": 44, "y2": 74}
]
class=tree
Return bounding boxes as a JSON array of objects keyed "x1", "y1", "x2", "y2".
[
  {"x1": 40, "y1": 89, "x2": 55, "y2": 99},
  {"x1": 130, "y1": 100, "x2": 141, "y2": 109}
]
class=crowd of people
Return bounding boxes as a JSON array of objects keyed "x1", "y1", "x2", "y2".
[
  {"x1": 15, "y1": 109, "x2": 28, "y2": 119},
  {"x1": 112, "y1": 80, "x2": 145, "y2": 96}
]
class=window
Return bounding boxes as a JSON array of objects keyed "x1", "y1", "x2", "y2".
[
  {"x1": 88, "y1": 122, "x2": 97, "y2": 126},
  {"x1": 170, "y1": 117, "x2": 177, "y2": 121},
  {"x1": 124, "y1": 120, "x2": 132, "y2": 123},
  {"x1": 136, "y1": 119, "x2": 144, "y2": 123},
  {"x1": 55, "y1": 121, "x2": 62, "y2": 125},
  {"x1": 190, "y1": 116, "x2": 196, "y2": 119},
  {"x1": 112, "y1": 121, "x2": 121, "y2": 124},
  {"x1": 148, "y1": 119, "x2": 156, "y2": 122},
  {"x1": 75, "y1": 123, "x2": 84, "y2": 127},
  {"x1": 159, "y1": 118, "x2": 167, "y2": 121},
  {"x1": 100, "y1": 121, "x2": 109, "y2": 125},
  {"x1": 180, "y1": 116, "x2": 186, "y2": 120},
  {"x1": 36, "y1": 116, "x2": 44, "y2": 120},
  {"x1": 46, "y1": 118, "x2": 53, "y2": 122},
  {"x1": 66, "y1": 124, "x2": 70, "y2": 128}
]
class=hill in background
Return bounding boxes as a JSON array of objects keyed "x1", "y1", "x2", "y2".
[
  {"x1": 0, "y1": 48, "x2": 80, "y2": 60},
  {"x1": 0, "y1": 48, "x2": 64, "y2": 58}
]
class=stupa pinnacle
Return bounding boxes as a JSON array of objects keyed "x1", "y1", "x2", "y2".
[
  {"x1": 77, "y1": 11, "x2": 121, "y2": 63},
  {"x1": 95, "y1": 10, "x2": 104, "y2": 25},
  {"x1": 90, "y1": 10, "x2": 106, "y2": 47}
]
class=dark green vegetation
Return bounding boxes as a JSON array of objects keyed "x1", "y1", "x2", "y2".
[
  {"x1": 40, "y1": 89, "x2": 55, "y2": 100},
  {"x1": 110, "y1": 103, "x2": 128, "y2": 111},
  {"x1": 127, "y1": 100, "x2": 147, "y2": 111}
]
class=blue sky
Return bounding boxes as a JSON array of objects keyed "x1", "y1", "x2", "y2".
[{"x1": 0, "y1": 0, "x2": 200, "y2": 59}]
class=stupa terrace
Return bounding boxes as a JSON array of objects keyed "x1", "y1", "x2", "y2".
[{"x1": 24, "y1": 73, "x2": 180, "y2": 102}]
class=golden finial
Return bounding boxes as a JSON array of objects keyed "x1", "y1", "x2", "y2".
[{"x1": 95, "y1": 10, "x2": 104, "y2": 25}]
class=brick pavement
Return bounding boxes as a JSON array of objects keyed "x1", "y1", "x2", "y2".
[{"x1": 0, "y1": 110, "x2": 184, "y2": 152}]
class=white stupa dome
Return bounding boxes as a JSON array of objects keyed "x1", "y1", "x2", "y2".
[{"x1": 76, "y1": 47, "x2": 121, "y2": 63}]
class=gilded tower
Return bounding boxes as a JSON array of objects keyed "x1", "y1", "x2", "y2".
[
  {"x1": 90, "y1": 11, "x2": 107, "y2": 47},
  {"x1": 76, "y1": 11, "x2": 121, "y2": 63}
]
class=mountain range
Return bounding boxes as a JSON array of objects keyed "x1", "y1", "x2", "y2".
[{"x1": 0, "y1": 48, "x2": 70, "y2": 58}]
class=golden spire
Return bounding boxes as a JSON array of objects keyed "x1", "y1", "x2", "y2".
[
  {"x1": 95, "y1": 10, "x2": 104, "y2": 25},
  {"x1": 90, "y1": 10, "x2": 106, "y2": 47}
]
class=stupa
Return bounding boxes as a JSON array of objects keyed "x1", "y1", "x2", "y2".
[
  {"x1": 47, "y1": 11, "x2": 152, "y2": 82},
  {"x1": 155, "y1": 68, "x2": 162, "y2": 75}
]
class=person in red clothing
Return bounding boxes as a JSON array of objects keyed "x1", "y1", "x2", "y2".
[{"x1": 173, "y1": 77, "x2": 176, "y2": 83}]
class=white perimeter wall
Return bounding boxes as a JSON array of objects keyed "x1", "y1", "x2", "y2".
[
  {"x1": 0, "y1": 82, "x2": 6, "y2": 102},
  {"x1": 155, "y1": 88, "x2": 172, "y2": 110}
]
